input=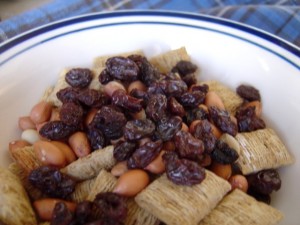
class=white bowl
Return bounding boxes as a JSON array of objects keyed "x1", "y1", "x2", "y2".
[{"x1": 0, "y1": 10, "x2": 299, "y2": 224}]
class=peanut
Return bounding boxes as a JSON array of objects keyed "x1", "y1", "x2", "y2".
[
  {"x1": 104, "y1": 81, "x2": 126, "y2": 97},
  {"x1": 210, "y1": 162, "x2": 232, "y2": 180},
  {"x1": 127, "y1": 80, "x2": 147, "y2": 93},
  {"x1": 205, "y1": 91, "x2": 225, "y2": 110},
  {"x1": 68, "y1": 132, "x2": 91, "y2": 158},
  {"x1": 111, "y1": 161, "x2": 128, "y2": 177},
  {"x1": 18, "y1": 116, "x2": 36, "y2": 130},
  {"x1": 229, "y1": 174, "x2": 248, "y2": 192},
  {"x1": 30, "y1": 101, "x2": 52, "y2": 124},
  {"x1": 145, "y1": 150, "x2": 166, "y2": 174},
  {"x1": 9, "y1": 140, "x2": 31, "y2": 153},
  {"x1": 220, "y1": 133, "x2": 240, "y2": 155},
  {"x1": 51, "y1": 141, "x2": 77, "y2": 164}
]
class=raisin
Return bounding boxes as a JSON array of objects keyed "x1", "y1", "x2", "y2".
[
  {"x1": 155, "y1": 116, "x2": 182, "y2": 141},
  {"x1": 113, "y1": 141, "x2": 137, "y2": 162},
  {"x1": 65, "y1": 68, "x2": 93, "y2": 89},
  {"x1": 171, "y1": 60, "x2": 198, "y2": 76},
  {"x1": 124, "y1": 119, "x2": 155, "y2": 141},
  {"x1": 29, "y1": 166, "x2": 76, "y2": 199},
  {"x1": 178, "y1": 91, "x2": 206, "y2": 108},
  {"x1": 190, "y1": 84, "x2": 209, "y2": 93},
  {"x1": 174, "y1": 130, "x2": 204, "y2": 160},
  {"x1": 60, "y1": 102, "x2": 83, "y2": 126},
  {"x1": 168, "y1": 97, "x2": 185, "y2": 117},
  {"x1": 112, "y1": 89, "x2": 142, "y2": 113},
  {"x1": 106, "y1": 57, "x2": 139, "y2": 81},
  {"x1": 210, "y1": 140, "x2": 239, "y2": 164},
  {"x1": 99, "y1": 68, "x2": 113, "y2": 85},
  {"x1": 247, "y1": 188, "x2": 271, "y2": 205},
  {"x1": 51, "y1": 202, "x2": 74, "y2": 225},
  {"x1": 185, "y1": 107, "x2": 209, "y2": 125},
  {"x1": 145, "y1": 94, "x2": 168, "y2": 122},
  {"x1": 90, "y1": 106, "x2": 127, "y2": 140},
  {"x1": 39, "y1": 121, "x2": 76, "y2": 140},
  {"x1": 193, "y1": 119, "x2": 217, "y2": 153},
  {"x1": 77, "y1": 89, "x2": 110, "y2": 108},
  {"x1": 209, "y1": 106, "x2": 237, "y2": 136},
  {"x1": 148, "y1": 80, "x2": 187, "y2": 98},
  {"x1": 87, "y1": 127, "x2": 106, "y2": 150},
  {"x1": 129, "y1": 88, "x2": 149, "y2": 106},
  {"x1": 247, "y1": 169, "x2": 281, "y2": 195},
  {"x1": 182, "y1": 73, "x2": 197, "y2": 87},
  {"x1": 134, "y1": 56, "x2": 161, "y2": 86},
  {"x1": 163, "y1": 151, "x2": 206, "y2": 186},
  {"x1": 56, "y1": 87, "x2": 79, "y2": 103},
  {"x1": 74, "y1": 201, "x2": 94, "y2": 224},
  {"x1": 127, "y1": 140, "x2": 162, "y2": 169},
  {"x1": 93, "y1": 192, "x2": 127, "y2": 222},
  {"x1": 236, "y1": 84, "x2": 261, "y2": 101},
  {"x1": 235, "y1": 106, "x2": 266, "y2": 132}
]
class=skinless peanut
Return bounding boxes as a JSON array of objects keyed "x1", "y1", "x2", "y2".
[
  {"x1": 111, "y1": 161, "x2": 128, "y2": 177},
  {"x1": 34, "y1": 140, "x2": 66, "y2": 168},
  {"x1": 84, "y1": 108, "x2": 98, "y2": 127},
  {"x1": 211, "y1": 123, "x2": 222, "y2": 139},
  {"x1": 21, "y1": 129, "x2": 40, "y2": 144},
  {"x1": 33, "y1": 198, "x2": 76, "y2": 221},
  {"x1": 145, "y1": 150, "x2": 166, "y2": 174},
  {"x1": 128, "y1": 80, "x2": 147, "y2": 93},
  {"x1": 113, "y1": 169, "x2": 150, "y2": 197},
  {"x1": 68, "y1": 132, "x2": 91, "y2": 158},
  {"x1": 181, "y1": 122, "x2": 189, "y2": 132},
  {"x1": 229, "y1": 174, "x2": 249, "y2": 192},
  {"x1": 189, "y1": 119, "x2": 201, "y2": 134},
  {"x1": 18, "y1": 116, "x2": 36, "y2": 130},
  {"x1": 230, "y1": 115, "x2": 238, "y2": 127},
  {"x1": 131, "y1": 108, "x2": 146, "y2": 120},
  {"x1": 30, "y1": 101, "x2": 53, "y2": 124},
  {"x1": 244, "y1": 100, "x2": 262, "y2": 117},
  {"x1": 104, "y1": 81, "x2": 126, "y2": 97},
  {"x1": 210, "y1": 161, "x2": 232, "y2": 180},
  {"x1": 163, "y1": 141, "x2": 176, "y2": 151},
  {"x1": 50, "y1": 107, "x2": 60, "y2": 121},
  {"x1": 198, "y1": 104, "x2": 208, "y2": 113},
  {"x1": 205, "y1": 91, "x2": 225, "y2": 110},
  {"x1": 51, "y1": 141, "x2": 77, "y2": 164},
  {"x1": 9, "y1": 140, "x2": 31, "y2": 153},
  {"x1": 220, "y1": 133, "x2": 240, "y2": 155}
]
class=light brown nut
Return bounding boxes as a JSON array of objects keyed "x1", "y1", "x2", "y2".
[
  {"x1": 104, "y1": 81, "x2": 126, "y2": 97},
  {"x1": 18, "y1": 116, "x2": 36, "y2": 130},
  {"x1": 128, "y1": 80, "x2": 147, "y2": 93},
  {"x1": 30, "y1": 101, "x2": 53, "y2": 124},
  {"x1": 33, "y1": 198, "x2": 76, "y2": 221},
  {"x1": 189, "y1": 119, "x2": 201, "y2": 134},
  {"x1": 111, "y1": 161, "x2": 128, "y2": 177},
  {"x1": 145, "y1": 150, "x2": 166, "y2": 174},
  {"x1": 205, "y1": 91, "x2": 225, "y2": 110},
  {"x1": 181, "y1": 122, "x2": 189, "y2": 132},
  {"x1": 131, "y1": 108, "x2": 146, "y2": 120},
  {"x1": 21, "y1": 129, "x2": 40, "y2": 144},
  {"x1": 220, "y1": 133, "x2": 240, "y2": 155},
  {"x1": 9, "y1": 140, "x2": 31, "y2": 154},
  {"x1": 244, "y1": 100, "x2": 262, "y2": 117},
  {"x1": 163, "y1": 141, "x2": 176, "y2": 151},
  {"x1": 34, "y1": 140, "x2": 66, "y2": 168},
  {"x1": 84, "y1": 108, "x2": 98, "y2": 127},
  {"x1": 200, "y1": 154, "x2": 212, "y2": 167},
  {"x1": 229, "y1": 174, "x2": 248, "y2": 193},
  {"x1": 211, "y1": 123, "x2": 222, "y2": 139},
  {"x1": 51, "y1": 141, "x2": 77, "y2": 164},
  {"x1": 68, "y1": 132, "x2": 91, "y2": 158},
  {"x1": 210, "y1": 162, "x2": 232, "y2": 180},
  {"x1": 50, "y1": 107, "x2": 60, "y2": 121},
  {"x1": 113, "y1": 169, "x2": 150, "y2": 197}
]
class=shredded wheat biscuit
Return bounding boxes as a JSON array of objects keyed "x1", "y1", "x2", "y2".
[
  {"x1": 135, "y1": 170, "x2": 231, "y2": 225},
  {"x1": 199, "y1": 189, "x2": 283, "y2": 225},
  {"x1": 235, "y1": 128, "x2": 294, "y2": 174},
  {"x1": 71, "y1": 178, "x2": 96, "y2": 203}
]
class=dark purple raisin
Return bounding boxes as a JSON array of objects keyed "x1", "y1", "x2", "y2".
[
  {"x1": 235, "y1": 106, "x2": 266, "y2": 132},
  {"x1": 247, "y1": 169, "x2": 281, "y2": 195},
  {"x1": 182, "y1": 73, "x2": 197, "y2": 87},
  {"x1": 39, "y1": 121, "x2": 76, "y2": 140},
  {"x1": 193, "y1": 119, "x2": 217, "y2": 153},
  {"x1": 168, "y1": 97, "x2": 185, "y2": 117},
  {"x1": 65, "y1": 68, "x2": 93, "y2": 89},
  {"x1": 209, "y1": 106, "x2": 237, "y2": 136},
  {"x1": 171, "y1": 60, "x2": 198, "y2": 76},
  {"x1": 124, "y1": 119, "x2": 155, "y2": 141},
  {"x1": 77, "y1": 89, "x2": 110, "y2": 108},
  {"x1": 29, "y1": 166, "x2": 76, "y2": 199},
  {"x1": 236, "y1": 84, "x2": 261, "y2": 101},
  {"x1": 163, "y1": 151, "x2": 206, "y2": 186},
  {"x1": 93, "y1": 192, "x2": 127, "y2": 222},
  {"x1": 190, "y1": 84, "x2": 209, "y2": 93},
  {"x1": 136, "y1": 56, "x2": 161, "y2": 86},
  {"x1": 56, "y1": 87, "x2": 79, "y2": 103},
  {"x1": 51, "y1": 202, "x2": 74, "y2": 225},
  {"x1": 129, "y1": 88, "x2": 149, "y2": 106},
  {"x1": 148, "y1": 80, "x2": 187, "y2": 98},
  {"x1": 99, "y1": 68, "x2": 113, "y2": 85},
  {"x1": 85, "y1": 219, "x2": 123, "y2": 225},
  {"x1": 174, "y1": 130, "x2": 204, "y2": 160},
  {"x1": 60, "y1": 102, "x2": 83, "y2": 126},
  {"x1": 210, "y1": 140, "x2": 239, "y2": 164},
  {"x1": 112, "y1": 89, "x2": 142, "y2": 113},
  {"x1": 247, "y1": 188, "x2": 271, "y2": 205},
  {"x1": 178, "y1": 91, "x2": 206, "y2": 108},
  {"x1": 185, "y1": 107, "x2": 209, "y2": 125},
  {"x1": 90, "y1": 106, "x2": 127, "y2": 140},
  {"x1": 87, "y1": 127, "x2": 106, "y2": 150},
  {"x1": 164, "y1": 72, "x2": 181, "y2": 80},
  {"x1": 106, "y1": 57, "x2": 139, "y2": 81},
  {"x1": 113, "y1": 141, "x2": 137, "y2": 162},
  {"x1": 127, "y1": 140, "x2": 162, "y2": 169},
  {"x1": 155, "y1": 116, "x2": 182, "y2": 141},
  {"x1": 74, "y1": 201, "x2": 94, "y2": 224},
  {"x1": 145, "y1": 94, "x2": 168, "y2": 122}
]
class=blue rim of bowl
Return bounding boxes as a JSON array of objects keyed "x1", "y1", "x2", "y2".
[{"x1": 0, "y1": 10, "x2": 299, "y2": 68}]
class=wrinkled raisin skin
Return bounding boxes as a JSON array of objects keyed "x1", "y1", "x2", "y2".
[
  {"x1": 168, "y1": 97, "x2": 185, "y2": 117},
  {"x1": 179, "y1": 91, "x2": 205, "y2": 108},
  {"x1": 236, "y1": 84, "x2": 261, "y2": 101},
  {"x1": 65, "y1": 68, "x2": 93, "y2": 89},
  {"x1": 106, "y1": 57, "x2": 139, "y2": 81},
  {"x1": 155, "y1": 116, "x2": 182, "y2": 141},
  {"x1": 171, "y1": 60, "x2": 197, "y2": 76},
  {"x1": 51, "y1": 202, "x2": 74, "y2": 225},
  {"x1": 210, "y1": 140, "x2": 239, "y2": 164},
  {"x1": 99, "y1": 68, "x2": 113, "y2": 85},
  {"x1": 193, "y1": 119, "x2": 217, "y2": 153},
  {"x1": 39, "y1": 121, "x2": 76, "y2": 140},
  {"x1": 145, "y1": 94, "x2": 168, "y2": 122},
  {"x1": 56, "y1": 87, "x2": 79, "y2": 103},
  {"x1": 124, "y1": 119, "x2": 155, "y2": 141},
  {"x1": 60, "y1": 102, "x2": 83, "y2": 126},
  {"x1": 113, "y1": 141, "x2": 137, "y2": 162},
  {"x1": 112, "y1": 89, "x2": 142, "y2": 113},
  {"x1": 77, "y1": 89, "x2": 110, "y2": 108},
  {"x1": 87, "y1": 128, "x2": 106, "y2": 150},
  {"x1": 235, "y1": 106, "x2": 266, "y2": 132}
]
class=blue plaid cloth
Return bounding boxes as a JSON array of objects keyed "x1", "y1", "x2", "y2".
[{"x1": 0, "y1": 0, "x2": 299, "y2": 47}]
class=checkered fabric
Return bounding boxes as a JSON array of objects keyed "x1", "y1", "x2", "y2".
[{"x1": 0, "y1": 0, "x2": 299, "y2": 46}]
